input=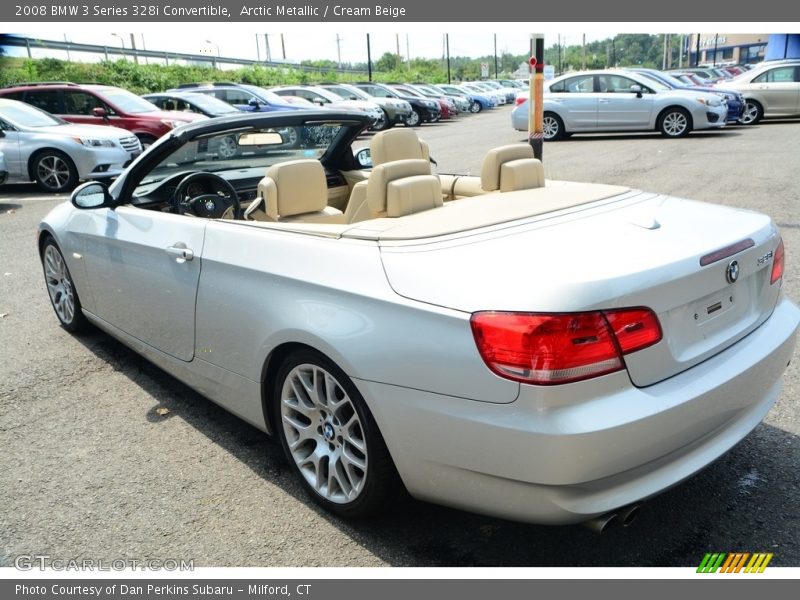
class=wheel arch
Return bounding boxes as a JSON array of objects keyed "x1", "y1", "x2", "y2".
[
  {"x1": 27, "y1": 147, "x2": 76, "y2": 182},
  {"x1": 259, "y1": 340, "x2": 361, "y2": 437}
]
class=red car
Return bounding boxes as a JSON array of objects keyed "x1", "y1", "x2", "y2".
[{"x1": 0, "y1": 82, "x2": 205, "y2": 147}]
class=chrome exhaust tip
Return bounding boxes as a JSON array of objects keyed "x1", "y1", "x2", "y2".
[{"x1": 582, "y1": 512, "x2": 619, "y2": 534}]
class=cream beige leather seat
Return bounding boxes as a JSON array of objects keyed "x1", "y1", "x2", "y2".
[
  {"x1": 479, "y1": 144, "x2": 545, "y2": 192},
  {"x1": 344, "y1": 130, "x2": 435, "y2": 223},
  {"x1": 346, "y1": 158, "x2": 441, "y2": 222},
  {"x1": 247, "y1": 159, "x2": 345, "y2": 224},
  {"x1": 370, "y1": 128, "x2": 431, "y2": 166}
]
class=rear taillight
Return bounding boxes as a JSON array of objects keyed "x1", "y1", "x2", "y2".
[
  {"x1": 470, "y1": 308, "x2": 662, "y2": 385},
  {"x1": 770, "y1": 238, "x2": 785, "y2": 285},
  {"x1": 514, "y1": 96, "x2": 527, "y2": 107}
]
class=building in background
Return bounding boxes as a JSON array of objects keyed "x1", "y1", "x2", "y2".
[{"x1": 687, "y1": 34, "x2": 769, "y2": 67}]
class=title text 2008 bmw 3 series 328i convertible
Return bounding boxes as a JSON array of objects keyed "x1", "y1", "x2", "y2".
[{"x1": 38, "y1": 111, "x2": 798, "y2": 529}]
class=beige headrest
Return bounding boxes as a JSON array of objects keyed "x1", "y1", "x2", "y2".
[
  {"x1": 386, "y1": 175, "x2": 443, "y2": 217},
  {"x1": 481, "y1": 144, "x2": 540, "y2": 191},
  {"x1": 499, "y1": 158, "x2": 545, "y2": 192},
  {"x1": 370, "y1": 128, "x2": 430, "y2": 166},
  {"x1": 366, "y1": 159, "x2": 432, "y2": 213},
  {"x1": 261, "y1": 159, "x2": 328, "y2": 218}
]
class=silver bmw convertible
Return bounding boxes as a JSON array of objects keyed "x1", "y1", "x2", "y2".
[{"x1": 38, "y1": 110, "x2": 799, "y2": 528}]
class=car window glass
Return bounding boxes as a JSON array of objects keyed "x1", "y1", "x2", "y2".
[
  {"x1": 598, "y1": 75, "x2": 641, "y2": 93},
  {"x1": 63, "y1": 91, "x2": 105, "y2": 115},
  {"x1": 223, "y1": 89, "x2": 256, "y2": 105},
  {"x1": 24, "y1": 90, "x2": 62, "y2": 114},
  {"x1": 0, "y1": 119, "x2": 15, "y2": 131},
  {"x1": 561, "y1": 75, "x2": 595, "y2": 93},
  {"x1": 754, "y1": 67, "x2": 796, "y2": 83}
]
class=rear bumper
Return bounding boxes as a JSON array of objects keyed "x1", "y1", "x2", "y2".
[{"x1": 357, "y1": 296, "x2": 799, "y2": 524}]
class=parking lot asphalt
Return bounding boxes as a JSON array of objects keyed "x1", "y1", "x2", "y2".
[{"x1": 1, "y1": 107, "x2": 798, "y2": 567}]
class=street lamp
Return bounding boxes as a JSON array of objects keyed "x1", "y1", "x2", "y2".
[
  {"x1": 111, "y1": 33, "x2": 126, "y2": 60},
  {"x1": 205, "y1": 40, "x2": 220, "y2": 57}
]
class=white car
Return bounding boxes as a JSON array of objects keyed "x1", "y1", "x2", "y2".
[
  {"x1": 721, "y1": 59, "x2": 800, "y2": 124},
  {"x1": 270, "y1": 85, "x2": 386, "y2": 130},
  {"x1": 0, "y1": 99, "x2": 140, "y2": 192},
  {"x1": 512, "y1": 70, "x2": 729, "y2": 140},
  {"x1": 38, "y1": 110, "x2": 799, "y2": 529}
]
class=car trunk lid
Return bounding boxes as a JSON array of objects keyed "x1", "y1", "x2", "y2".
[{"x1": 378, "y1": 193, "x2": 782, "y2": 387}]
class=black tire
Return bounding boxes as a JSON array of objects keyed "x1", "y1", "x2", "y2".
[
  {"x1": 542, "y1": 112, "x2": 566, "y2": 141},
  {"x1": 41, "y1": 237, "x2": 88, "y2": 332},
  {"x1": 405, "y1": 109, "x2": 421, "y2": 127},
  {"x1": 372, "y1": 109, "x2": 390, "y2": 131},
  {"x1": 272, "y1": 349, "x2": 399, "y2": 519},
  {"x1": 740, "y1": 99, "x2": 763, "y2": 125},
  {"x1": 469, "y1": 101, "x2": 482, "y2": 114},
  {"x1": 136, "y1": 134, "x2": 158, "y2": 149},
  {"x1": 31, "y1": 150, "x2": 78, "y2": 193},
  {"x1": 658, "y1": 107, "x2": 693, "y2": 137}
]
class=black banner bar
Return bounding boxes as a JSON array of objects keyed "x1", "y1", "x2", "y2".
[{"x1": 2, "y1": 0, "x2": 800, "y2": 22}]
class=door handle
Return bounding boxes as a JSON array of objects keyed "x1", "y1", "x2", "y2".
[{"x1": 166, "y1": 245, "x2": 194, "y2": 261}]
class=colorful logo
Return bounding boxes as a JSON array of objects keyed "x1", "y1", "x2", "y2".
[{"x1": 697, "y1": 552, "x2": 773, "y2": 573}]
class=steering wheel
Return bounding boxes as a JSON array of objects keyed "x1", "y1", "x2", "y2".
[{"x1": 170, "y1": 172, "x2": 242, "y2": 220}]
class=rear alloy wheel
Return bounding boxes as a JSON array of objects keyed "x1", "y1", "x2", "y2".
[
  {"x1": 469, "y1": 101, "x2": 482, "y2": 113},
  {"x1": 33, "y1": 151, "x2": 78, "y2": 193},
  {"x1": 542, "y1": 112, "x2": 565, "y2": 141},
  {"x1": 659, "y1": 108, "x2": 692, "y2": 137},
  {"x1": 42, "y1": 238, "x2": 87, "y2": 332},
  {"x1": 740, "y1": 100, "x2": 763, "y2": 125},
  {"x1": 274, "y1": 350, "x2": 397, "y2": 518},
  {"x1": 405, "y1": 109, "x2": 421, "y2": 127}
]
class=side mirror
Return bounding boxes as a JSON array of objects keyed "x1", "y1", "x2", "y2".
[
  {"x1": 630, "y1": 85, "x2": 643, "y2": 98},
  {"x1": 355, "y1": 148, "x2": 372, "y2": 168},
  {"x1": 92, "y1": 107, "x2": 108, "y2": 118},
  {"x1": 312, "y1": 97, "x2": 326, "y2": 105},
  {"x1": 247, "y1": 98, "x2": 262, "y2": 108},
  {"x1": 71, "y1": 181, "x2": 116, "y2": 210}
]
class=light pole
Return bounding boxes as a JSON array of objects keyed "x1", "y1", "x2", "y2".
[
  {"x1": 111, "y1": 33, "x2": 125, "y2": 60},
  {"x1": 205, "y1": 40, "x2": 220, "y2": 69}
]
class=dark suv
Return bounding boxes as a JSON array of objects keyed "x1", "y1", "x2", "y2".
[
  {"x1": 170, "y1": 83, "x2": 307, "y2": 113},
  {"x1": 353, "y1": 82, "x2": 440, "y2": 127},
  {"x1": 0, "y1": 82, "x2": 205, "y2": 147}
]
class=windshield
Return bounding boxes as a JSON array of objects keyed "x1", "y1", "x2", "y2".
[
  {"x1": 134, "y1": 123, "x2": 345, "y2": 193},
  {"x1": 247, "y1": 86, "x2": 293, "y2": 106},
  {"x1": 338, "y1": 85, "x2": 371, "y2": 101},
  {"x1": 0, "y1": 101, "x2": 65, "y2": 127},
  {"x1": 95, "y1": 87, "x2": 161, "y2": 114},
  {"x1": 639, "y1": 77, "x2": 670, "y2": 92}
]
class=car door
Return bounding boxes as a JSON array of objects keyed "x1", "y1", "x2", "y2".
[
  {"x1": 595, "y1": 74, "x2": 655, "y2": 129},
  {"x1": 80, "y1": 207, "x2": 206, "y2": 362},
  {"x1": 547, "y1": 75, "x2": 597, "y2": 130},
  {"x1": 751, "y1": 66, "x2": 800, "y2": 115},
  {"x1": 61, "y1": 90, "x2": 112, "y2": 127}
]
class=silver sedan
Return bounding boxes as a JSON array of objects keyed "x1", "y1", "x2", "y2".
[
  {"x1": 512, "y1": 69, "x2": 728, "y2": 139},
  {"x1": 38, "y1": 110, "x2": 799, "y2": 528},
  {"x1": 0, "y1": 99, "x2": 140, "y2": 193},
  {"x1": 722, "y1": 59, "x2": 800, "y2": 124}
]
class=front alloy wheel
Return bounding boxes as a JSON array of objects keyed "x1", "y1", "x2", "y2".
[
  {"x1": 740, "y1": 100, "x2": 763, "y2": 125},
  {"x1": 405, "y1": 109, "x2": 421, "y2": 127},
  {"x1": 34, "y1": 151, "x2": 78, "y2": 193},
  {"x1": 659, "y1": 108, "x2": 691, "y2": 137},
  {"x1": 42, "y1": 239, "x2": 87, "y2": 332},
  {"x1": 469, "y1": 101, "x2": 482, "y2": 113},
  {"x1": 274, "y1": 351, "x2": 397, "y2": 517}
]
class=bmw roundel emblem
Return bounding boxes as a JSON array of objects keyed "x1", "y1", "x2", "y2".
[
  {"x1": 726, "y1": 260, "x2": 740, "y2": 284},
  {"x1": 204, "y1": 199, "x2": 216, "y2": 212}
]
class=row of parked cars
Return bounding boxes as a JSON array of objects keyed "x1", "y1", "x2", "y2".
[
  {"x1": 511, "y1": 60, "x2": 800, "y2": 139},
  {"x1": 0, "y1": 78, "x2": 528, "y2": 193}
]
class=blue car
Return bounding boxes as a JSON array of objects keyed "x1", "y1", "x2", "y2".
[
  {"x1": 169, "y1": 83, "x2": 308, "y2": 114},
  {"x1": 624, "y1": 68, "x2": 744, "y2": 123},
  {"x1": 435, "y1": 84, "x2": 496, "y2": 113}
]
